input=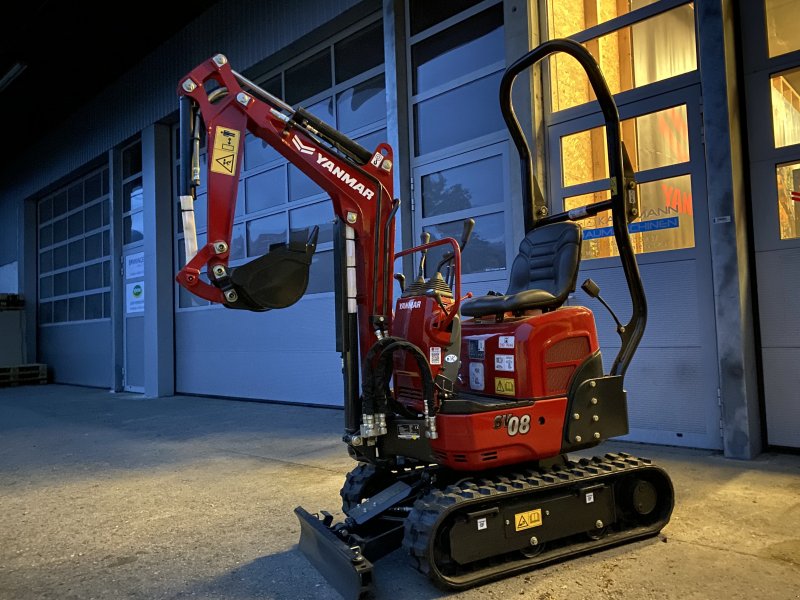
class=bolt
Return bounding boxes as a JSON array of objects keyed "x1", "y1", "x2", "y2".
[
  {"x1": 212, "y1": 265, "x2": 226, "y2": 278},
  {"x1": 186, "y1": 274, "x2": 196, "y2": 283},
  {"x1": 350, "y1": 435, "x2": 363, "y2": 447},
  {"x1": 589, "y1": 381, "x2": 596, "y2": 388},
  {"x1": 620, "y1": 326, "x2": 626, "y2": 333},
  {"x1": 224, "y1": 289, "x2": 238, "y2": 303},
  {"x1": 545, "y1": 510, "x2": 550, "y2": 516},
  {"x1": 212, "y1": 54, "x2": 227, "y2": 67},
  {"x1": 505, "y1": 519, "x2": 510, "y2": 526},
  {"x1": 347, "y1": 212, "x2": 357, "y2": 224},
  {"x1": 591, "y1": 397, "x2": 598, "y2": 405},
  {"x1": 381, "y1": 159, "x2": 393, "y2": 172},
  {"x1": 595, "y1": 520, "x2": 604, "y2": 529},
  {"x1": 573, "y1": 413, "x2": 580, "y2": 420},
  {"x1": 182, "y1": 79, "x2": 197, "y2": 93},
  {"x1": 575, "y1": 435, "x2": 582, "y2": 443},
  {"x1": 529, "y1": 536, "x2": 539, "y2": 546},
  {"x1": 236, "y1": 92, "x2": 251, "y2": 106},
  {"x1": 592, "y1": 415, "x2": 599, "y2": 422},
  {"x1": 594, "y1": 432, "x2": 601, "y2": 440},
  {"x1": 214, "y1": 241, "x2": 228, "y2": 254}
]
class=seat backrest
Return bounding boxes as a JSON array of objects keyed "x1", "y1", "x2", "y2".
[{"x1": 505, "y1": 221, "x2": 582, "y2": 305}]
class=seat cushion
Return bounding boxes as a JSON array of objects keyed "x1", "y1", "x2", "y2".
[{"x1": 461, "y1": 222, "x2": 581, "y2": 318}]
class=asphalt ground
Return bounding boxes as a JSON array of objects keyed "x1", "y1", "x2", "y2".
[{"x1": 0, "y1": 384, "x2": 798, "y2": 599}]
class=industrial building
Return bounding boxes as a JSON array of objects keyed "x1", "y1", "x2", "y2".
[{"x1": 0, "y1": 0, "x2": 798, "y2": 459}]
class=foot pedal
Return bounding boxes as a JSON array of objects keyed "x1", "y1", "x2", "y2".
[{"x1": 295, "y1": 506, "x2": 374, "y2": 600}]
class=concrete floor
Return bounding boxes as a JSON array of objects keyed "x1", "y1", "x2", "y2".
[{"x1": 0, "y1": 385, "x2": 798, "y2": 600}]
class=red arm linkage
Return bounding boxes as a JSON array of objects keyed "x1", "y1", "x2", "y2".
[{"x1": 176, "y1": 56, "x2": 396, "y2": 355}]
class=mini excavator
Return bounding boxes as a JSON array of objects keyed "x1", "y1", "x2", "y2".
[{"x1": 176, "y1": 39, "x2": 674, "y2": 599}]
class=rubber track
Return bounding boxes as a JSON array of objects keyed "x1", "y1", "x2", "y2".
[{"x1": 402, "y1": 452, "x2": 673, "y2": 590}]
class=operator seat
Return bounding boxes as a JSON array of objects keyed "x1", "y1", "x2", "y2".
[{"x1": 461, "y1": 222, "x2": 582, "y2": 318}]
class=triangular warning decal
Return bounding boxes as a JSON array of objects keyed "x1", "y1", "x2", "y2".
[
  {"x1": 517, "y1": 514, "x2": 528, "y2": 528},
  {"x1": 215, "y1": 155, "x2": 235, "y2": 173}
]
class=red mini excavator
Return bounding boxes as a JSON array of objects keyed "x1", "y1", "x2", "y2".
[{"x1": 176, "y1": 39, "x2": 673, "y2": 599}]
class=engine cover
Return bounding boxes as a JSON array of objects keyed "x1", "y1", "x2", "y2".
[{"x1": 458, "y1": 307, "x2": 599, "y2": 400}]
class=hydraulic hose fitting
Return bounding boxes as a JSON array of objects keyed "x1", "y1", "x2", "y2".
[
  {"x1": 425, "y1": 416, "x2": 438, "y2": 440},
  {"x1": 374, "y1": 413, "x2": 388, "y2": 436}
]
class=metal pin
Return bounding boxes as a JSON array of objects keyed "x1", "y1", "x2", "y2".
[
  {"x1": 214, "y1": 241, "x2": 228, "y2": 254},
  {"x1": 573, "y1": 413, "x2": 580, "y2": 420},
  {"x1": 381, "y1": 159, "x2": 393, "y2": 172},
  {"x1": 589, "y1": 381, "x2": 596, "y2": 388},
  {"x1": 347, "y1": 212, "x2": 357, "y2": 224},
  {"x1": 591, "y1": 397, "x2": 598, "y2": 405},
  {"x1": 182, "y1": 79, "x2": 197, "y2": 93},
  {"x1": 529, "y1": 536, "x2": 539, "y2": 546},
  {"x1": 236, "y1": 92, "x2": 251, "y2": 106},
  {"x1": 212, "y1": 265, "x2": 226, "y2": 278},
  {"x1": 594, "y1": 432, "x2": 601, "y2": 439},
  {"x1": 592, "y1": 415, "x2": 599, "y2": 422},
  {"x1": 212, "y1": 54, "x2": 228, "y2": 67},
  {"x1": 224, "y1": 289, "x2": 238, "y2": 303},
  {"x1": 575, "y1": 435, "x2": 582, "y2": 443},
  {"x1": 595, "y1": 520, "x2": 604, "y2": 529}
]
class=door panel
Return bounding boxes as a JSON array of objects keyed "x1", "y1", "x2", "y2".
[{"x1": 547, "y1": 84, "x2": 722, "y2": 449}]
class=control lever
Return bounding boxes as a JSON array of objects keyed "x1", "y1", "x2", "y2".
[
  {"x1": 581, "y1": 278, "x2": 625, "y2": 336},
  {"x1": 417, "y1": 231, "x2": 431, "y2": 281},
  {"x1": 441, "y1": 218, "x2": 476, "y2": 287},
  {"x1": 394, "y1": 273, "x2": 406, "y2": 293}
]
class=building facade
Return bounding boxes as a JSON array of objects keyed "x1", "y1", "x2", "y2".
[{"x1": 1, "y1": 0, "x2": 798, "y2": 459}]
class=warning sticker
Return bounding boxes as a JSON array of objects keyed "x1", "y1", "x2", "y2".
[
  {"x1": 494, "y1": 354, "x2": 515, "y2": 372},
  {"x1": 514, "y1": 508, "x2": 543, "y2": 532},
  {"x1": 210, "y1": 126, "x2": 241, "y2": 176},
  {"x1": 498, "y1": 335, "x2": 515, "y2": 349},
  {"x1": 495, "y1": 377, "x2": 515, "y2": 396},
  {"x1": 430, "y1": 346, "x2": 442, "y2": 365},
  {"x1": 469, "y1": 363, "x2": 484, "y2": 391}
]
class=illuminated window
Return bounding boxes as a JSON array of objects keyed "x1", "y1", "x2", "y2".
[
  {"x1": 777, "y1": 161, "x2": 800, "y2": 240},
  {"x1": 565, "y1": 175, "x2": 695, "y2": 259},
  {"x1": 561, "y1": 105, "x2": 689, "y2": 187},
  {"x1": 549, "y1": 3, "x2": 697, "y2": 111},
  {"x1": 771, "y1": 67, "x2": 800, "y2": 148},
  {"x1": 547, "y1": 0, "x2": 659, "y2": 38},
  {"x1": 765, "y1": 0, "x2": 800, "y2": 58}
]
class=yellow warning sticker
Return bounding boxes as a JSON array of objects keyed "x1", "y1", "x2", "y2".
[
  {"x1": 514, "y1": 508, "x2": 543, "y2": 532},
  {"x1": 495, "y1": 377, "x2": 515, "y2": 396},
  {"x1": 210, "y1": 126, "x2": 241, "y2": 176}
]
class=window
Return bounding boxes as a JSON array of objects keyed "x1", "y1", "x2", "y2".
[
  {"x1": 174, "y1": 18, "x2": 386, "y2": 309},
  {"x1": 777, "y1": 161, "x2": 800, "y2": 239},
  {"x1": 771, "y1": 67, "x2": 800, "y2": 148},
  {"x1": 410, "y1": 2, "x2": 509, "y2": 283},
  {"x1": 122, "y1": 142, "x2": 144, "y2": 245},
  {"x1": 559, "y1": 105, "x2": 695, "y2": 259},
  {"x1": 765, "y1": 0, "x2": 800, "y2": 58},
  {"x1": 548, "y1": 2, "x2": 698, "y2": 111},
  {"x1": 38, "y1": 167, "x2": 111, "y2": 324}
]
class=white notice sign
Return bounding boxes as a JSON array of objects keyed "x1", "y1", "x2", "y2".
[
  {"x1": 126, "y1": 281, "x2": 145, "y2": 313},
  {"x1": 125, "y1": 252, "x2": 145, "y2": 280}
]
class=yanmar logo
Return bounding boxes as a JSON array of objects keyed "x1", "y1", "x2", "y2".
[
  {"x1": 398, "y1": 300, "x2": 421, "y2": 310},
  {"x1": 314, "y1": 153, "x2": 375, "y2": 200}
]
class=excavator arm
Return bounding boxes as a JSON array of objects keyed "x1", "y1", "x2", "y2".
[{"x1": 176, "y1": 54, "x2": 397, "y2": 356}]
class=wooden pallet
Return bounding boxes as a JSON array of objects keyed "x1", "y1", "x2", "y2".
[{"x1": 0, "y1": 364, "x2": 49, "y2": 386}]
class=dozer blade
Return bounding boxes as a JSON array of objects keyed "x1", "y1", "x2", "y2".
[{"x1": 295, "y1": 506, "x2": 374, "y2": 600}]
